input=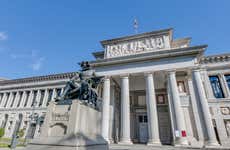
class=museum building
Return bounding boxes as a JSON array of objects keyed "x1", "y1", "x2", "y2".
[{"x1": 0, "y1": 28, "x2": 230, "y2": 148}]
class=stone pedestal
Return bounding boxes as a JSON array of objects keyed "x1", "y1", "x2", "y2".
[{"x1": 25, "y1": 100, "x2": 108, "y2": 150}]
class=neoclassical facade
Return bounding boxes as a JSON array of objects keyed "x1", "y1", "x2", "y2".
[{"x1": 0, "y1": 28, "x2": 230, "y2": 148}]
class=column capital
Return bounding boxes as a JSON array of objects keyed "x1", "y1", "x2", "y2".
[
  {"x1": 167, "y1": 69, "x2": 177, "y2": 75},
  {"x1": 103, "y1": 76, "x2": 110, "y2": 81},
  {"x1": 144, "y1": 72, "x2": 155, "y2": 77},
  {"x1": 120, "y1": 74, "x2": 129, "y2": 78},
  {"x1": 191, "y1": 66, "x2": 207, "y2": 72}
]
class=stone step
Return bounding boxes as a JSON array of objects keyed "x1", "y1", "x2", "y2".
[{"x1": 109, "y1": 144, "x2": 230, "y2": 150}]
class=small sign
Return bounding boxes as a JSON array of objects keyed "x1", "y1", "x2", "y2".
[
  {"x1": 175, "y1": 130, "x2": 180, "y2": 137},
  {"x1": 181, "y1": 130, "x2": 187, "y2": 137}
]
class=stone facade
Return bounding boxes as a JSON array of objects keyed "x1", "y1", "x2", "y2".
[{"x1": 0, "y1": 28, "x2": 230, "y2": 148}]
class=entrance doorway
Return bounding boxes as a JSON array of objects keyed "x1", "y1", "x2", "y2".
[{"x1": 138, "y1": 114, "x2": 148, "y2": 143}]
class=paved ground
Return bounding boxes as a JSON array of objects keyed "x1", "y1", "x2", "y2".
[{"x1": 0, "y1": 144, "x2": 229, "y2": 150}]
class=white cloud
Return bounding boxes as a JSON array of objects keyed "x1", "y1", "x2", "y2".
[
  {"x1": 10, "y1": 50, "x2": 45, "y2": 71},
  {"x1": 0, "y1": 32, "x2": 8, "y2": 41},
  {"x1": 31, "y1": 57, "x2": 45, "y2": 71}
]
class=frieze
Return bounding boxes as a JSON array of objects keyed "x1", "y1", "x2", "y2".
[
  {"x1": 105, "y1": 35, "x2": 170, "y2": 58},
  {"x1": 52, "y1": 112, "x2": 69, "y2": 121}
]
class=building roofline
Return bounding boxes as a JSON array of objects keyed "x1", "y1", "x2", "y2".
[
  {"x1": 200, "y1": 52, "x2": 230, "y2": 64},
  {"x1": 100, "y1": 28, "x2": 173, "y2": 47},
  {"x1": 0, "y1": 72, "x2": 78, "y2": 85}
]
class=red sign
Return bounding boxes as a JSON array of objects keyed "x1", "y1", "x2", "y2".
[{"x1": 181, "y1": 130, "x2": 186, "y2": 137}]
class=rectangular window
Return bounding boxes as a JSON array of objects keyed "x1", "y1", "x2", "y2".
[
  {"x1": 209, "y1": 76, "x2": 224, "y2": 98},
  {"x1": 24, "y1": 91, "x2": 30, "y2": 107},
  {"x1": 39, "y1": 90, "x2": 45, "y2": 107},
  {"x1": 17, "y1": 92, "x2": 23, "y2": 107},
  {"x1": 46, "y1": 89, "x2": 53, "y2": 106},
  {"x1": 225, "y1": 75, "x2": 230, "y2": 91},
  {"x1": 137, "y1": 96, "x2": 146, "y2": 106}
]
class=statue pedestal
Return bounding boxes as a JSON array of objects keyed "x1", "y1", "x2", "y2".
[{"x1": 25, "y1": 100, "x2": 108, "y2": 150}]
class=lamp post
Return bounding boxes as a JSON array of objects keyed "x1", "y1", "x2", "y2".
[{"x1": 23, "y1": 100, "x2": 38, "y2": 146}]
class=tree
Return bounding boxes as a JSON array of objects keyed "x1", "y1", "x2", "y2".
[
  {"x1": 0, "y1": 128, "x2": 5, "y2": 138},
  {"x1": 17, "y1": 129, "x2": 24, "y2": 138}
]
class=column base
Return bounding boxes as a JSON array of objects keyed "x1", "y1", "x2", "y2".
[
  {"x1": 118, "y1": 138, "x2": 133, "y2": 145},
  {"x1": 205, "y1": 140, "x2": 220, "y2": 148},
  {"x1": 174, "y1": 137, "x2": 188, "y2": 146},
  {"x1": 147, "y1": 139, "x2": 162, "y2": 146}
]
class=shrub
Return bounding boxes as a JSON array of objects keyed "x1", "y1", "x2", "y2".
[
  {"x1": 0, "y1": 128, "x2": 5, "y2": 138},
  {"x1": 17, "y1": 129, "x2": 24, "y2": 138}
]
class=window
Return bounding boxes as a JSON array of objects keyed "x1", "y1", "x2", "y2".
[
  {"x1": 209, "y1": 76, "x2": 224, "y2": 98},
  {"x1": 4, "y1": 93, "x2": 10, "y2": 107},
  {"x1": 137, "y1": 96, "x2": 146, "y2": 106},
  {"x1": 39, "y1": 90, "x2": 45, "y2": 107},
  {"x1": 46, "y1": 89, "x2": 53, "y2": 106},
  {"x1": 225, "y1": 75, "x2": 230, "y2": 91},
  {"x1": 17, "y1": 92, "x2": 23, "y2": 107},
  {"x1": 24, "y1": 91, "x2": 30, "y2": 107}
]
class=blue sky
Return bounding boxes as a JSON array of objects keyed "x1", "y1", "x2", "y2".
[{"x1": 0, "y1": 0, "x2": 230, "y2": 79}]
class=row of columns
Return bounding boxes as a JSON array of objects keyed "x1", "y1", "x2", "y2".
[
  {"x1": 101, "y1": 69, "x2": 219, "y2": 147},
  {"x1": 0, "y1": 88, "x2": 63, "y2": 109}
]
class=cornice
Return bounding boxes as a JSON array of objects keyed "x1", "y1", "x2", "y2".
[
  {"x1": 200, "y1": 53, "x2": 230, "y2": 64},
  {"x1": 90, "y1": 45, "x2": 207, "y2": 67},
  {"x1": 0, "y1": 72, "x2": 78, "y2": 86}
]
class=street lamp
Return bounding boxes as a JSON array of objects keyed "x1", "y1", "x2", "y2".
[{"x1": 23, "y1": 100, "x2": 38, "y2": 146}]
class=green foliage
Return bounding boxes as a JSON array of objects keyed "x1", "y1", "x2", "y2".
[
  {"x1": 17, "y1": 129, "x2": 24, "y2": 138},
  {"x1": 0, "y1": 128, "x2": 5, "y2": 138}
]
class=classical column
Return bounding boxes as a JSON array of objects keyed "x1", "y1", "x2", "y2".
[
  {"x1": 145, "y1": 73, "x2": 161, "y2": 145},
  {"x1": 109, "y1": 84, "x2": 115, "y2": 143},
  {"x1": 202, "y1": 70, "x2": 215, "y2": 99},
  {"x1": 13, "y1": 92, "x2": 20, "y2": 108},
  {"x1": 192, "y1": 69, "x2": 219, "y2": 146},
  {"x1": 187, "y1": 74, "x2": 204, "y2": 143},
  {"x1": 19, "y1": 91, "x2": 27, "y2": 108},
  {"x1": 42, "y1": 89, "x2": 49, "y2": 107},
  {"x1": 119, "y1": 76, "x2": 132, "y2": 144},
  {"x1": 6, "y1": 92, "x2": 13, "y2": 108},
  {"x1": 51, "y1": 89, "x2": 57, "y2": 101},
  {"x1": 26, "y1": 91, "x2": 34, "y2": 107},
  {"x1": 220, "y1": 74, "x2": 230, "y2": 98},
  {"x1": 168, "y1": 71, "x2": 188, "y2": 145},
  {"x1": 0, "y1": 93, "x2": 7, "y2": 108},
  {"x1": 101, "y1": 77, "x2": 110, "y2": 142},
  {"x1": 0, "y1": 93, "x2": 4, "y2": 107},
  {"x1": 36, "y1": 90, "x2": 42, "y2": 107}
]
